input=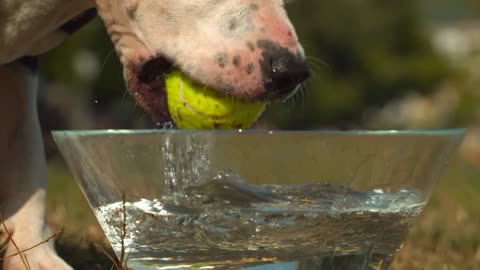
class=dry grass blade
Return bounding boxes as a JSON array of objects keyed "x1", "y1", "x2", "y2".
[
  {"x1": 1, "y1": 232, "x2": 59, "y2": 260},
  {"x1": 0, "y1": 229, "x2": 10, "y2": 254},
  {"x1": 96, "y1": 191, "x2": 131, "y2": 270},
  {"x1": 0, "y1": 212, "x2": 30, "y2": 269},
  {"x1": 120, "y1": 192, "x2": 127, "y2": 266},
  {"x1": 1, "y1": 212, "x2": 60, "y2": 270},
  {"x1": 94, "y1": 243, "x2": 124, "y2": 270}
]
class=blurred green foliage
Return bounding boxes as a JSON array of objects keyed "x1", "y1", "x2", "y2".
[
  {"x1": 40, "y1": 19, "x2": 125, "y2": 102},
  {"x1": 265, "y1": 0, "x2": 452, "y2": 129},
  {"x1": 420, "y1": 0, "x2": 479, "y2": 22},
  {"x1": 40, "y1": 0, "x2": 457, "y2": 130}
]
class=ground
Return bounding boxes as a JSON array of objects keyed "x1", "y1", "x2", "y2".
[{"x1": 42, "y1": 155, "x2": 480, "y2": 270}]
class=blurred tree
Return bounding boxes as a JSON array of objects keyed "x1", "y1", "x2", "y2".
[{"x1": 420, "y1": 0, "x2": 479, "y2": 22}]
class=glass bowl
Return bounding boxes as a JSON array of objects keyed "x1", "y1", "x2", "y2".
[{"x1": 53, "y1": 129, "x2": 465, "y2": 270}]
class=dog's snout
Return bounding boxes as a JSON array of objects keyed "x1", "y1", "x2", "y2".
[
  {"x1": 258, "y1": 41, "x2": 310, "y2": 100},
  {"x1": 269, "y1": 54, "x2": 310, "y2": 93}
]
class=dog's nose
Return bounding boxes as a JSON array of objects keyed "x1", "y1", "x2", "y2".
[{"x1": 259, "y1": 47, "x2": 310, "y2": 100}]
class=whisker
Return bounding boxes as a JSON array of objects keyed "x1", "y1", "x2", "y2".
[
  {"x1": 297, "y1": 83, "x2": 309, "y2": 108},
  {"x1": 99, "y1": 49, "x2": 116, "y2": 74},
  {"x1": 297, "y1": 39, "x2": 314, "y2": 49},
  {"x1": 308, "y1": 67, "x2": 322, "y2": 82},
  {"x1": 304, "y1": 59, "x2": 324, "y2": 82},
  {"x1": 306, "y1": 56, "x2": 330, "y2": 69},
  {"x1": 121, "y1": 87, "x2": 130, "y2": 102}
]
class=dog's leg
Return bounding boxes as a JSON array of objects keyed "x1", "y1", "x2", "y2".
[{"x1": 0, "y1": 59, "x2": 72, "y2": 270}]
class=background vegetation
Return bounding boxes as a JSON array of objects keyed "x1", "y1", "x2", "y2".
[{"x1": 33, "y1": 0, "x2": 480, "y2": 269}]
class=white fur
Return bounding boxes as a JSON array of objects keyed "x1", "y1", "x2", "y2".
[
  {"x1": 0, "y1": 64, "x2": 73, "y2": 269},
  {"x1": 95, "y1": 0, "x2": 303, "y2": 98},
  {"x1": 0, "y1": 0, "x2": 93, "y2": 64}
]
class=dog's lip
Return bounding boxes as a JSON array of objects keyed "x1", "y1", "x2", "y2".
[
  {"x1": 137, "y1": 57, "x2": 174, "y2": 86},
  {"x1": 124, "y1": 56, "x2": 174, "y2": 123}
]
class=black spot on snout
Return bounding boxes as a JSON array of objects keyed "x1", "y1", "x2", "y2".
[
  {"x1": 233, "y1": 56, "x2": 241, "y2": 67},
  {"x1": 257, "y1": 40, "x2": 310, "y2": 100},
  {"x1": 228, "y1": 18, "x2": 240, "y2": 31},
  {"x1": 216, "y1": 53, "x2": 228, "y2": 68},
  {"x1": 60, "y1": 8, "x2": 97, "y2": 34},
  {"x1": 246, "y1": 63, "x2": 255, "y2": 75},
  {"x1": 220, "y1": 5, "x2": 256, "y2": 38},
  {"x1": 247, "y1": 42, "x2": 255, "y2": 52}
]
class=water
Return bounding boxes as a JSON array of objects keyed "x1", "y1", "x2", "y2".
[{"x1": 95, "y1": 172, "x2": 425, "y2": 270}]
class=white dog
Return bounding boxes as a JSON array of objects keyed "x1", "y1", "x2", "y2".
[{"x1": 0, "y1": 0, "x2": 309, "y2": 269}]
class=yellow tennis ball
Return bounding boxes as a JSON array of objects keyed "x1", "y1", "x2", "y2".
[{"x1": 165, "y1": 69, "x2": 266, "y2": 129}]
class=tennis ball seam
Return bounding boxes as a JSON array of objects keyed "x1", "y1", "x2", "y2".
[{"x1": 179, "y1": 77, "x2": 263, "y2": 120}]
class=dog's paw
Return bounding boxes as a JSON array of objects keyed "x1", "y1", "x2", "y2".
[
  {"x1": 3, "y1": 248, "x2": 73, "y2": 270},
  {"x1": 2, "y1": 227, "x2": 73, "y2": 270}
]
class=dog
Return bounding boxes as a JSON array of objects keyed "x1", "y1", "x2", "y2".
[{"x1": 0, "y1": 0, "x2": 309, "y2": 269}]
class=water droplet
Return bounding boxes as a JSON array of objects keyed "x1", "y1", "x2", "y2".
[{"x1": 163, "y1": 122, "x2": 174, "y2": 129}]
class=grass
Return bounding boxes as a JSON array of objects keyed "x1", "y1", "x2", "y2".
[
  {"x1": 35, "y1": 155, "x2": 480, "y2": 269},
  {"x1": 391, "y1": 157, "x2": 480, "y2": 270},
  {"x1": 44, "y1": 161, "x2": 132, "y2": 269}
]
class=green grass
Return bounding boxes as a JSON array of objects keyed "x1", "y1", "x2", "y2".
[{"x1": 45, "y1": 156, "x2": 480, "y2": 270}]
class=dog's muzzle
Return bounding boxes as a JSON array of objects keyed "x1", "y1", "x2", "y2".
[{"x1": 124, "y1": 48, "x2": 309, "y2": 122}]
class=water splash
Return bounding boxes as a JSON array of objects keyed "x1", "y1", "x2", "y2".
[{"x1": 161, "y1": 135, "x2": 211, "y2": 193}]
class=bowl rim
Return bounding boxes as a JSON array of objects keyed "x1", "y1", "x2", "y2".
[{"x1": 51, "y1": 128, "x2": 467, "y2": 137}]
